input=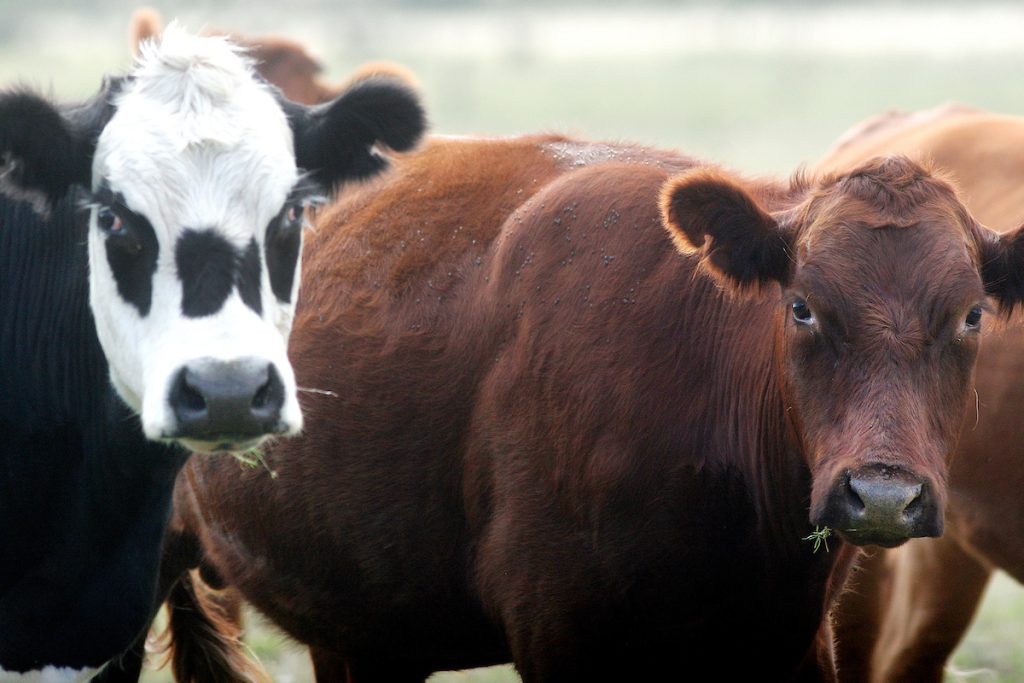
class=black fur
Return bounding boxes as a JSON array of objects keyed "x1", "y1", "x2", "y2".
[
  {"x1": 238, "y1": 238, "x2": 264, "y2": 316},
  {"x1": 981, "y1": 225, "x2": 1024, "y2": 316},
  {"x1": 0, "y1": 191, "x2": 188, "y2": 672},
  {"x1": 265, "y1": 205, "x2": 302, "y2": 303},
  {"x1": 94, "y1": 185, "x2": 160, "y2": 317},
  {"x1": 176, "y1": 229, "x2": 263, "y2": 318},
  {"x1": 176, "y1": 229, "x2": 237, "y2": 318},
  {"x1": 277, "y1": 76, "x2": 427, "y2": 188},
  {"x1": 0, "y1": 77, "x2": 123, "y2": 207}
]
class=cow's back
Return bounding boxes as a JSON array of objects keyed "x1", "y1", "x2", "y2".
[{"x1": 817, "y1": 104, "x2": 1024, "y2": 229}]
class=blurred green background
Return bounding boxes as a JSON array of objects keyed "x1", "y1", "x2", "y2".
[{"x1": 2, "y1": 1, "x2": 1023, "y2": 680}]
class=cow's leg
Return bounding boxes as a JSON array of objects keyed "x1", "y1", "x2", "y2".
[
  {"x1": 310, "y1": 649, "x2": 350, "y2": 682},
  {"x1": 91, "y1": 632, "x2": 146, "y2": 682},
  {"x1": 865, "y1": 535, "x2": 991, "y2": 683},
  {"x1": 92, "y1": 526, "x2": 202, "y2": 683}
]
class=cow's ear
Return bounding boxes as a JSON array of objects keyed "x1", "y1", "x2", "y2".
[
  {"x1": 660, "y1": 168, "x2": 794, "y2": 294},
  {"x1": 977, "y1": 222, "x2": 1024, "y2": 314},
  {"x1": 279, "y1": 75, "x2": 427, "y2": 189},
  {"x1": 129, "y1": 7, "x2": 165, "y2": 58},
  {"x1": 0, "y1": 78, "x2": 121, "y2": 208}
]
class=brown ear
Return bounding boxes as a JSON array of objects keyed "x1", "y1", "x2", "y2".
[
  {"x1": 659, "y1": 168, "x2": 793, "y2": 293},
  {"x1": 129, "y1": 7, "x2": 164, "y2": 58},
  {"x1": 978, "y1": 222, "x2": 1024, "y2": 314}
]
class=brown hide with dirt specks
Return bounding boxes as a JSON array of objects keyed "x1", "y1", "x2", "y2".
[
  {"x1": 163, "y1": 135, "x2": 1018, "y2": 683},
  {"x1": 815, "y1": 105, "x2": 1024, "y2": 683}
]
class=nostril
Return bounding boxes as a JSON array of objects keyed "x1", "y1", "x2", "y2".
[
  {"x1": 170, "y1": 368, "x2": 208, "y2": 420},
  {"x1": 901, "y1": 483, "x2": 926, "y2": 522},
  {"x1": 903, "y1": 491, "x2": 923, "y2": 515},
  {"x1": 250, "y1": 364, "x2": 285, "y2": 419},
  {"x1": 252, "y1": 377, "x2": 271, "y2": 410},
  {"x1": 843, "y1": 475, "x2": 866, "y2": 515}
]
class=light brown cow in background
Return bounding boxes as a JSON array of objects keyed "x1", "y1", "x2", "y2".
[
  {"x1": 129, "y1": 7, "x2": 418, "y2": 106},
  {"x1": 816, "y1": 104, "x2": 1024, "y2": 682}
]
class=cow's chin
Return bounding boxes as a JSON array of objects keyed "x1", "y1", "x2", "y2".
[
  {"x1": 833, "y1": 528, "x2": 912, "y2": 549},
  {"x1": 176, "y1": 436, "x2": 268, "y2": 456}
]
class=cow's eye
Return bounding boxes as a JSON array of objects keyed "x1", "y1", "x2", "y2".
[
  {"x1": 96, "y1": 206, "x2": 142, "y2": 254},
  {"x1": 965, "y1": 305, "x2": 983, "y2": 330},
  {"x1": 97, "y1": 207, "x2": 123, "y2": 234},
  {"x1": 792, "y1": 299, "x2": 814, "y2": 325},
  {"x1": 282, "y1": 203, "x2": 303, "y2": 231}
]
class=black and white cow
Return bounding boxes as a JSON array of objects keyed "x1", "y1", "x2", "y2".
[{"x1": 0, "y1": 25, "x2": 425, "y2": 681}]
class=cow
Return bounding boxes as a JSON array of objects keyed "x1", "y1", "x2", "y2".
[
  {"x1": 0, "y1": 23, "x2": 424, "y2": 682},
  {"x1": 141, "y1": 133, "x2": 1024, "y2": 682},
  {"x1": 813, "y1": 104, "x2": 1024, "y2": 682}
]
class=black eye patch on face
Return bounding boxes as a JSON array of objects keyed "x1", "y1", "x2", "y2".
[
  {"x1": 176, "y1": 229, "x2": 263, "y2": 318},
  {"x1": 83, "y1": 182, "x2": 160, "y2": 316},
  {"x1": 265, "y1": 177, "x2": 325, "y2": 304}
]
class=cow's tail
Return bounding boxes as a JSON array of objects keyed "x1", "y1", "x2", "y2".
[{"x1": 153, "y1": 570, "x2": 271, "y2": 683}]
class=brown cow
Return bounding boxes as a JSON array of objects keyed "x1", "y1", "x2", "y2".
[
  {"x1": 153, "y1": 135, "x2": 1024, "y2": 682},
  {"x1": 815, "y1": 104, "x2": 1024, "y2": 682}
]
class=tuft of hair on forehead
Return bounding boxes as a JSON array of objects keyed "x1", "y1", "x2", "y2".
[
  {"x1": 809, "y1": 155, "x2": 962, "y2": 228},
  {"x1": 131, "y1": 21, "x2": 257, "y2": 113}
]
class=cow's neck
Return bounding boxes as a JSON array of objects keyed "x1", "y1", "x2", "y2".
[
  {"x1": 0, "y1": 188, "x2": 188, "y2": 493},
  {"x1": 725, "y1": 305, "x2": 842, "y2": 570},
  {"x1": 0, "y1": 194, "x2": 107, "y2": 427}
]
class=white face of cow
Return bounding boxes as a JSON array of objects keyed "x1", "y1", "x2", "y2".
[
  {"x1": 0, "y1": 24, "x2": 425, "y2": 455},
  {"x1": 83, "y1": 27, "x2": 313, "y2": 452}
]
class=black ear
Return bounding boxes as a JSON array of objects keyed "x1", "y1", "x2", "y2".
[
  {"x1": 278, "y1": 75, "x2": 426, "y2": 189},
  {"x1": 978, "y1": 222, "x2": 1024, "y2": 314},
  {"x1": 659, "y1": 168, "x2": 794, "y2": 293},
  {"x1": 0, "y1": 77, "x2": 121, "y2": 207}
]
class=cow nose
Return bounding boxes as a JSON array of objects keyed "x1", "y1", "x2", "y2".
[
  {"x1": 821, "y1": 465, "x2": 942, "y2": 547},
  {"x1": 168, "y1": 357, "x2": 286, "y2": 442}
]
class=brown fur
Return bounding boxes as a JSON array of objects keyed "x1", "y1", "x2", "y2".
[
  {"x1": 158, "y1": 135, "x2": 1024, "y2": 682},
  {"x1": 815, "y1": 105, "x2": 1024, "y2": 683}
]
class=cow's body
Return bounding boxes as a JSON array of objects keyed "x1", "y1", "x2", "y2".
[
  {"x1": 0, "y1": 25, "x2": 424, "y2": 680},
  {"x1": 815, "y1": 104, "x2": 1024, "y2": 683},
  {"x1": 160, "y1": 134, "x2": 1017, "y2": 682},
  {"x1": 0, "y1": 194, "x2": 187, "y2": 681}
]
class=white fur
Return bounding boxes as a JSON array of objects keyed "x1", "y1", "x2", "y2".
[
  {"x1": 88, "y1": 24, "x2": 303, "y2": 447},
  {"x1": 0, "y1": 666, "x2": 97, "y2": 683}
]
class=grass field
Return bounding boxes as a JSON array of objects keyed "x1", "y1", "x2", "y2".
[{"x1": 3, "y1": 1, "x2": 1024, "y2": 680}]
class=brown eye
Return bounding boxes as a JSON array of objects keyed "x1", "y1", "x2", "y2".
[
  {"x1": 792, "y1": 299, "x2": 814, "y2": 324},
  {"x1": 965, "y1": 306, "x2": 982, "y2": 329},
  {"x1": 282, "y1": 203, "x2": 303, "y2": 231},
  {"x1": 97, "y1": 207, "x2": 123, "y2": 234}
]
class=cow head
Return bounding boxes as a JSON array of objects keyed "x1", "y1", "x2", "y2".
[
  {"x1": 0, "y1": 25, "x2": 425, "y2": 454},
  {"x1": 660, "y1": 157, "x2": 1024, "y2": 547}
]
